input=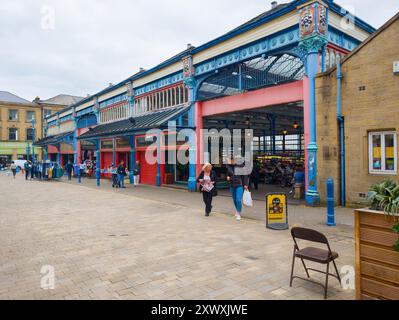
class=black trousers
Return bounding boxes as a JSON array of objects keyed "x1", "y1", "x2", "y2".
[
  {"x1": 25, "y1": 170, "x2": 30, "y2": 180},
  {"x1": 202, "y1": 191, "x2": 213, "y2": 215},
  {"x1": 250, "y1": 177, "x2": 259, "y2": 190}
]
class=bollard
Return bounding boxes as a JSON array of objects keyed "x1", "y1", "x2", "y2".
[
  {"x1": 78, "y1": 167, "x2": 81, "y2": 183},
  {"x1": 96, "y1": 168, "x2": 101, "y2": 187},
  {"x1": 326, "y1": 178, "x2": 336, "y2": 226}
]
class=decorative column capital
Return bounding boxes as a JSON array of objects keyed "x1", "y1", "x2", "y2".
[
  {"x1": 299, "y1": 34, "x2": 328, "y2": 54},
  {"x1": 182, "y1": 55, "x2": 196, "y2": 89},
  {"x1": 298, "y1": 0, "x2": 328, "y2": 54},
  {"x1": 93, "y1": 96, "x2": 100, "y2": 116}
]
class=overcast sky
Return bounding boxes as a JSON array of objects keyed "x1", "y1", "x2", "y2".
[{"x1": 1, "y1": 0, "x2": 398, "y2": 101}]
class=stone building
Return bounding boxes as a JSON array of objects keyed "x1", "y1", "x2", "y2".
[
  {"x1": 316, "y1": 12, "x2": 399, "y2": 206},
  {"x1": 0, "y1": 92, "x2": 82, "y2": 163}
]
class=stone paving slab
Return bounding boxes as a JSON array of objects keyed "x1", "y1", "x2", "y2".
[{"x1": 0, "y1": 172, "x2": 356, "y2": 300}]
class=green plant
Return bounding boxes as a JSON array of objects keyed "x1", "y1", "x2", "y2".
[
  {"x1": 368, "y1": 180, "x2": 399, "y2": 252},
  {"x1": 393, "y1": 224, "x2": 399, "y2": 252},
  {"x1": 368, "y1": 179, "x2": 399, "y2": 215}
]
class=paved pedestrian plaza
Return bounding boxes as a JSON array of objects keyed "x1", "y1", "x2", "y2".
[{"x1": 0, "y1": 173, "x2": 356, "y2": 300}]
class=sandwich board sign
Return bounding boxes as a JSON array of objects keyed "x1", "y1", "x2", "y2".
[{"x1": 266, "y1": 193, "x2": 289, "y2": 230}]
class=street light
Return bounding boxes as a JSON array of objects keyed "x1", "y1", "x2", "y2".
[
  {"x1": 283, "y1": 129, "x2": 288, "y2": 135},
  {"x1": 26, "y1": 144, "x2": 31, "y2": 161},
  {"x1": 293, "y1": 121, "x2": 299, "y2": 130},
  {"x1": 31, "y1": 118, "x2": 35, "y2": 162}
]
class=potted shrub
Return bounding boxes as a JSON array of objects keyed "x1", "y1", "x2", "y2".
[{"x1": 355, "y1": 179, "x2": 399, "y2": 300}]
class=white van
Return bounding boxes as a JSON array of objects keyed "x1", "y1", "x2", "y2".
[{"x1": 12, "y1": 159, "x2": 27, "y2": 170}]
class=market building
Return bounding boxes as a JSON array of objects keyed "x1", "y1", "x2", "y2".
[
  {"x1": 39, "y1": 0, "x2": 375, "y2": 206},
  {"x1": 316, "y1": 11, "x2": 399, "y2": 206},
  {"x1": 0, "y1": 92, "x2": 81, "y2": 164}
]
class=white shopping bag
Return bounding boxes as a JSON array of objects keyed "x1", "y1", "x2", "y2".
[{"x1": 243, "y1": 190, "x2": 253, "y2": 207}]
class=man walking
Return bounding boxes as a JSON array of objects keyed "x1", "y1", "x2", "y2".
[
  {"x1": 24, "y1": 160, "x2": 31, "y2": 180},
  {"x1": 66, "y1": 161, "x2": 73, "y2": 181},
  {"x1": 133, "y1": 160, "x2": 141, "y2": 186},
  {"x1": 117, "y1": 160, "x2": 126, "y2": 189}
]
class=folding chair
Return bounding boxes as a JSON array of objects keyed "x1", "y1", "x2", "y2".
[{"x1": 289, "y1": 227, "x2": 341, "y2": 299}]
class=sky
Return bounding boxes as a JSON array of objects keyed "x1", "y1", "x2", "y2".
[{"x1": 1, "y1": 0, "x2": 398, "y2": 101}]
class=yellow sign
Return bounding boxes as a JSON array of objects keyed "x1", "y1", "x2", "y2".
[{"x1": 266, "y1": 193, "x2": 288, "y2": 230}]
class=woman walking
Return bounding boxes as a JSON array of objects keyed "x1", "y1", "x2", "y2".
[
  {"x1": 227, "y1": 157, "x2": 249, "y2": 221},
  {"x1": 10, "y1": 161, "x2": 17, "y2": 179},
  {"x1": 197, "y1": 163, "x2": 217, "y2": 217}
]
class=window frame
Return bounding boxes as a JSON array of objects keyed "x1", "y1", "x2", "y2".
[
  {"x1": 26, "y1": 128, "x2": 34, "y2": 141},
  {"x1": 368, "y1": 131, "x2": 397, "y2": 175},
  {"x1": 26, "y1": 110, "x2": 35, "y2": 122},
  {"x1": 8, "y1": 109, "x2": 18, "y2": 121},
  {"x1": 8, "y1": 128, "x2": 18, "y2": 141}
]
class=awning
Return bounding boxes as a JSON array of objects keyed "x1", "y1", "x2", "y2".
[
  {"x1": 78, "y1": 105, "x2": 190, "y2": 140},
  {"x1": 36, "y1": 131, "x2": 74, "y2": 146}
]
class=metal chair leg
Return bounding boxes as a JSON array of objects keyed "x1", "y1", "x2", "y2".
[
  {"x1": 332, "y1": 259, "x2": 341, "y2": 284},
  {"x1": 300, "y1": 258, "x2": 310, "y2": 278},
  {"x1": 324, "y1": 262, "x2": 330, "y2": 299},
  {"x1": 289, "y1": 248, "x2": 296, "y2": 286}
]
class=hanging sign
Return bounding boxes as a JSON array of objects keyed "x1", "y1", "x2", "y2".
[{"x1": 266, "y1": 193, "x2": 289, "y2": 230}]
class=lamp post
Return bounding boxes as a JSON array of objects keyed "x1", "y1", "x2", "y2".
[
  {"x1": 31, "y1": 118, "x2": 36, "y2": 162},
  {"x1": 26, "y1": 144, "x2": 31, "y2": 162}
]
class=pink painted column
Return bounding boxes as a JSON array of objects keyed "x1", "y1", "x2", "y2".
[{"x1": 195, "y1": 101, "x2": 203, "y2": 177}]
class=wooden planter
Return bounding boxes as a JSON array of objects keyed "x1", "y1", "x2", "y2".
[{"x1": 355, "y1": 209, "x2": 399, "y2": 300}]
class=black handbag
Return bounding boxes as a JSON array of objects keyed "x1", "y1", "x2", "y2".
[{"x1": 211, "y1": 186, "x2": 218, "y2": 197}]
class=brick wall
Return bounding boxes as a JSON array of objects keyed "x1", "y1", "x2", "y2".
[{"x1": 316, "y1": 17, "x2": 399, "y2": 206}]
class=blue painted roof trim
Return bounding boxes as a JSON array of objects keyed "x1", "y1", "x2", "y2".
[
  {"x1": 52, "y1": 0, "x2": 376, "y2": 116},
  {"x1": 328, "y1": 26, "x2": 361, "y2": 51}
]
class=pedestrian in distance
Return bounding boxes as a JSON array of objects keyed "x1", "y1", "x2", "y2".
[
  {"x1": 117, "y1": 160, "x2": 126, "y2": 189},
  {"x1": 227, "y1": 157, "x2": 249, "y2": 221},
  {"x1": 66, "y1": 161, "x2": 73, "y2": 181},
  {"x1": 110, "y1": 164, "x2": 120, "y2": 188},
  {"x1": 133, "y1": 160, "x2": 141, "y2": 186},
  {"x1": 24, "y1": 160, "x2": 32, "y2": 181},
  {"x1": 197, "y1": 163, "x2": 217, "y2": 217},
  {"x1": 10, "y1": 161, "x2": 17, "y2": 179}
]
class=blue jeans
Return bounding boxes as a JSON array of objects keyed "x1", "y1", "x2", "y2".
[
  {"x1": 117, "y1": 174, "x2": 125, "y2": 188},
  {"x1": 230, "y1": 186, "x2": 244, "y2": 213}
]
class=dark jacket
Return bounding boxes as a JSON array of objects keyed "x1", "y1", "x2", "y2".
[
  {"x1": 66, "y1": 163, "x2": 73, "y2": 173},
  {"x1": 133, "y1": 164, "x2": 141, "y2": 175},
  {"x1": 117, "y1": 164, "x2": 126, "y2": 176},
  {"x1": 197, "y1": 170, "x2": 217, "y2": 192},
  {"x1": 227, "y1": 164, "x2": 249, "y2": 188}
]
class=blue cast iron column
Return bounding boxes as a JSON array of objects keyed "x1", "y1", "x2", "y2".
[
  {"x1": 95, "y1": 140, "x2": 101, "y2": 187},
  {"x1": 112, "y1": 138, "x2": 116, "y2": 166},
  {"x1": 187, "y1": 104, "x2": 197, "y2": 192},
  {"x1": 44, "y1": 145, "x2": 48, "y2": 161},
  {"x1": 129, "y1": 135, "x2": 135, "y2": 184},
  {"x1": 300, "y1": 36, "x2": 326, "y2": 206},
  {"x1": 57, "y1": 143, "x2": 61, "y2": 165},
  {"x1": 298, "y1": 2, "x2": 328, "y2": 206},
  {"x1": 73, "y1": 114, "x2": 78, "y2": 164}
]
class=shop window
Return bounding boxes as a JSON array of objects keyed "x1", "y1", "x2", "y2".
[
  {"x1": 26, "y1": 111, "x2": 35, "y2": 122},
  {"x1": 9, "y1": 128, "x2": 18, "y2": 141},
  {"x1": 369, "y1": 131, "x2": 397, "y2": 174},
  {"x1": 26, "y1": 128, "x2": 34, "y2": 141},
  {"x1": 8, "y1": 109, "x2": 18, "y2": 121},
  {"x1": 101, "y1": 140, "x2": 114, "y2": 150}
]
